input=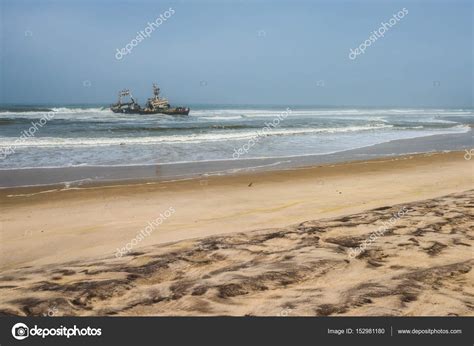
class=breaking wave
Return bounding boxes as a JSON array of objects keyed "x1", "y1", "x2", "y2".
[{"x1": 0, "y1": 124, "x2": 398, "y2": 148}]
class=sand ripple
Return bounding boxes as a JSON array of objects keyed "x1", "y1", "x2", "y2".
[{"x1": 0, "y1": 190, "x2": 473, "y2": 316}]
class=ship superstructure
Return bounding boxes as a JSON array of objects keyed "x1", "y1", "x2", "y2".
[{"x1": 111, "y1": 84, "x2": 189, "y2": 116}]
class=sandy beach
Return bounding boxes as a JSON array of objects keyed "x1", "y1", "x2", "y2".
[
  {"x1": 2, "y1": 3, "x2": 474, "y2": 345},
  {"x1": 0, "y1": 151, "x2": 473, "y2": 316}
]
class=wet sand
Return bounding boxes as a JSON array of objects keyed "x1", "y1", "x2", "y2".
[{"x1": 0, "y1": 151, "x2": 473, "y2": 316}]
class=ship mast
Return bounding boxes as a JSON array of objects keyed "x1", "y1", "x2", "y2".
[
  {"x1": 118, "y1": 89, "x2": 136, "y2": 105},
  {"x1": 152, "y1": 83, "x2": 160, "y2": 99}
]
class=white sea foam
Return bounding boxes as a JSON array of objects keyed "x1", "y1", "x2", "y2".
[
  {"x1": 0, "y1": 123, "x2": 469, "y2": 149},
  {"x1": 0, "y1": 107, "x2": 109, "y2": 116},
  {"x1": 1, "y1": 107, "x2": 472, "y2": 122},
  {"x1": 190, "y1": 108, "x2": 474, "y2": 119},
  {"x1": 0, "y1": 124, "x2": 398, "y2": 148}
]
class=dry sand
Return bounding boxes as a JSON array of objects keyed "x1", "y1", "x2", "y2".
[{"x1": 0, "y1": 151, "x2": 473, "y2": 316}]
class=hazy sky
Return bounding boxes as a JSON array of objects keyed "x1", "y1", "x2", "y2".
[{"x1": 0, "y1": 0, "x2": 472, "y2": 107}]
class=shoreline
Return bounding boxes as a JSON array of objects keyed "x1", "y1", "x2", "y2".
[
  {"x1": 0, "y1": 127, "x2": 472, "y2": 189},
  {"x1": 1, "y1": 150, "x2": 471, "y2": 200}
]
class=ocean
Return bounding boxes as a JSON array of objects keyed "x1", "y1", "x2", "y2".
[{"x1": 0, "y1": 106, "x2": 472, "y2": 171}]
